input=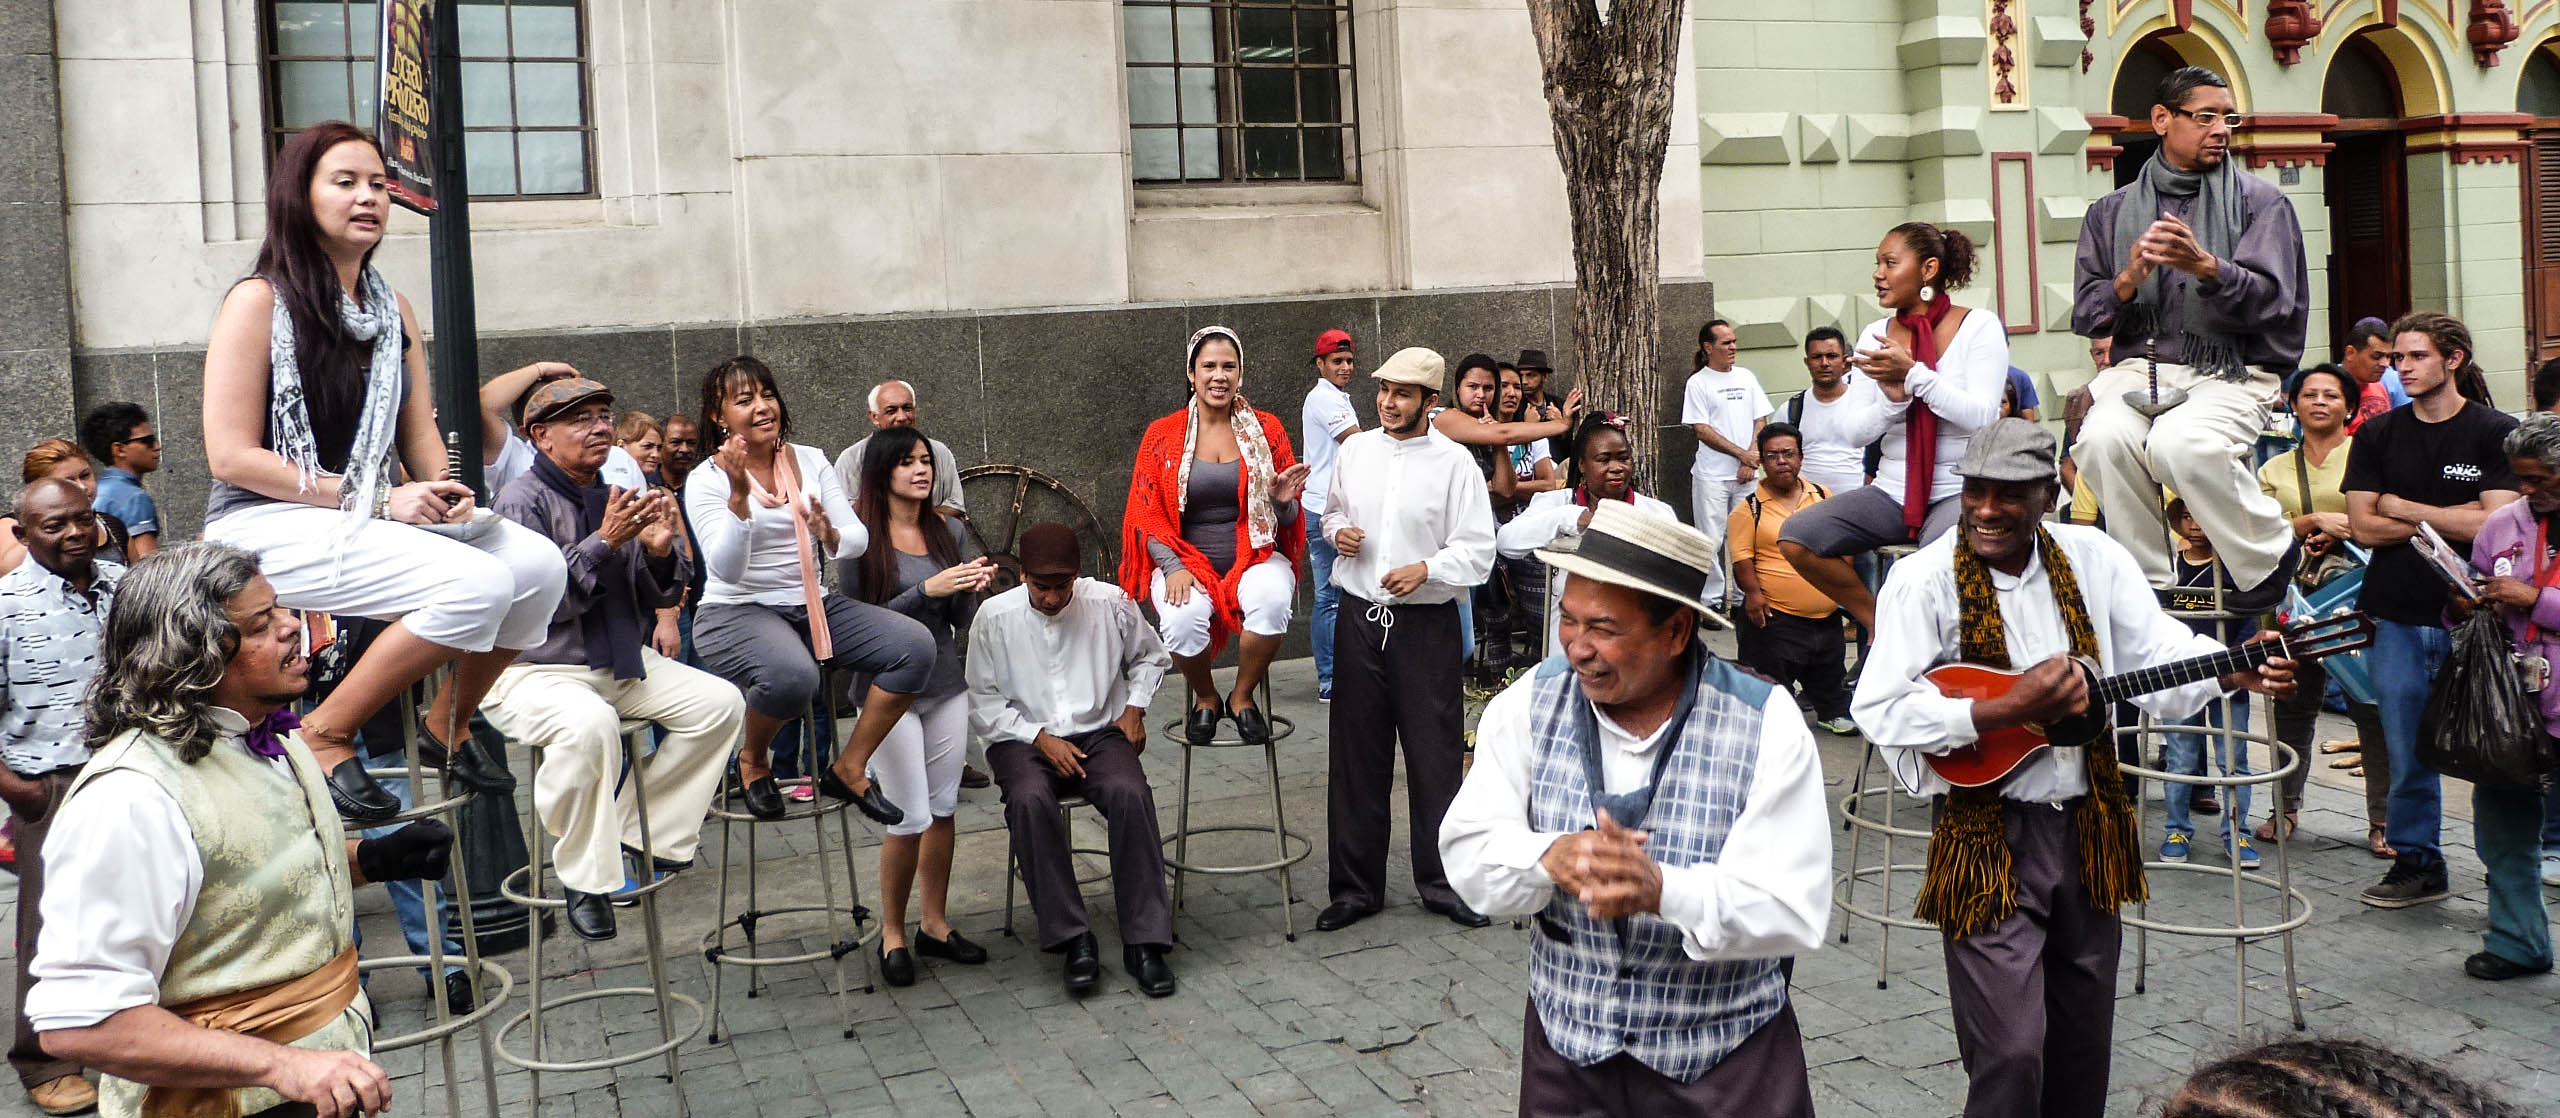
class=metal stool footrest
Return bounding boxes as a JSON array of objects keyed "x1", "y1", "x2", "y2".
[
  {"x1": 701, "y1": 904, "x2": 880, "y2": 968},
  {"x1": 359, "y1": 956, "x2": 516, "y2": 1050},
  {"x1": 1166, "y1": 681, "x2": 1306, "y2": 940},
  {"x1": 1829, "y1": 865, "x2": 1939, "y2": 933},
  {"x1": 2122, "y1": 714, "x2": 2310, "y2": 1033},
  {"x1": 494, "y1": 988, "x2": 707, "y2": 1074},
  {"x1": 1160, "y1": 825, "x2": 1312, "y2": 876}
]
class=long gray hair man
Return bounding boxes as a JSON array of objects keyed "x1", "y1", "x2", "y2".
[{"x1": 28, "y1": 543, "x2": 452, "y2": 1118}]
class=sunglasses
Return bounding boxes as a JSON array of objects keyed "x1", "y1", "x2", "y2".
[{"x1": 117, "y1": 434, "x2": 160, "y2": 448}]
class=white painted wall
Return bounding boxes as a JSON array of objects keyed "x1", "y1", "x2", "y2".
[{"x1": 56, "y1": 0, "x2": 1704, "y2": 352}]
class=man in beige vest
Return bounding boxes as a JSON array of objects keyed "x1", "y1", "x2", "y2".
[{"x1": 27, "y1": 543, "x2": 455, "y2": 1118}]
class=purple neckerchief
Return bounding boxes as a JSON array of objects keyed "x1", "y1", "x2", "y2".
[{"x1": 244, "y1": 709, "x2": 300, "y2": 759}]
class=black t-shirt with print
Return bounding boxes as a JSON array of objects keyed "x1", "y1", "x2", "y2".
[{"x1": 2340, "y1": 400, "x2": 2519, "y2": 626}]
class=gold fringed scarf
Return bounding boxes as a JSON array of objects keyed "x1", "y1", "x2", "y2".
[{"x1": 1916, "y1": 528, "x2": 2149, "y2": 939}]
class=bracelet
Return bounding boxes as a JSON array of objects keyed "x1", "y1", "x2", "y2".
[{"x1": 373, "y1": 483, "x2": 394, "y2": 520}]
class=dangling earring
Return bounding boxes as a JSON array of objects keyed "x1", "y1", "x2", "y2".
[{"x1": 1919, "y1": 284, "x2": 1936, "y2": 304}]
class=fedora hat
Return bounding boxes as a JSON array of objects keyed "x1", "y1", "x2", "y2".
[{"x1": 1535, "y1": 501, "x2": 1731, "y2": 631}]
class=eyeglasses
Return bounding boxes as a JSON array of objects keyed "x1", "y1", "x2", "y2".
[
  {"x1": 2168, "y1": 108, "x2": 2245, "y2": 129},
  {"x1": 116, "y1": 434, "x2": 159, "y2": 448}
]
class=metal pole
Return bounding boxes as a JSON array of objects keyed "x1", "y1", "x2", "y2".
[{"x1": 426, "y1": 0, "x2": 482, "y2": 496}]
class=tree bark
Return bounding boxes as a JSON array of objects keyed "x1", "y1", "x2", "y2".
[{"x1": 1526, "y1": 0, "x2": 1687, "y2": 493}]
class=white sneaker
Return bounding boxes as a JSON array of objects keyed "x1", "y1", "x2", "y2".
[{"x1": 2541, "y1": 851, "x2": 2560, "y2": 887}]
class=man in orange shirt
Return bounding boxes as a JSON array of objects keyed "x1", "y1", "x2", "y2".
[{"x1": 1729, "y1": 424, "x2": 1854, "y2": 734}]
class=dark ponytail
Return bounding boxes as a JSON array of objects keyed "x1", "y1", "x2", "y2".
[{"x1": 1887, "y1": 221, "x2": 1978, "y2": 292}]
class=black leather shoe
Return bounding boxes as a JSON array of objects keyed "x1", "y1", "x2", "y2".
[
  {"x1": 418, "y1": 706, "x2": 514, "y2": 795},
  {"x1": 1314, "y1": 901, "x2": 1379, "y2": 932},
  {"x1": 2224, "y1": 535, "x2": 2302, "y2": 614},
  {"x1": 621, "y1": 845, "x2": 695, "y2": 875},
  {"x1": 564, "y1": 890, "x2": 617, "y2": 941},
  {"x1": 443, "y1": 969, "x2": 478, "y2": 1016},
  {"x1": 817, "y1": 768, "x2": 906, "y2": 826},
  {"x1": 1185, "y1": 702, "x2": 1224, "y2": 748},
  {"x1": 880, "y1": 945, "x2": 916, "y2": 987},
  {"x1": 328, "y1": 759, "x2": 402, "y2": 823},
  {"x1": 1061, "y1": 933, "x2": 1100, "y2": 995},
  {"x1": 1423, "y1": 898, "x2": 1493, "y2": 928},
  {"x1": 915, "y1": 929, "x2": 989, "y2": 965},
  {"x1": 1123, "y1": 944, "x2": 1176, "y2": 998},
  {"x1": 2465, "y1": 951, "x2": 2553, "y2": 981},
  {"x1": 1230, "y1": 703, "x2": 1271, "y2": 746},
  {"x1": 738, "y1": 776, "x2": 788, "y2": 822}
]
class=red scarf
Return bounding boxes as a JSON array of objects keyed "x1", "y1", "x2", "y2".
[
  {"x1": 1895, "y1": 293, "x2": 1954, "y2": 538},
  {"x1": 1118, "y1": 408, "x2": 1306, "y2": 659}
]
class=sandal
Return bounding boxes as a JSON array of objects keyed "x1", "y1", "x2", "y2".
[
  {"x1": 2254, "y1": 811, "x2": 2298, "y2": 843},
  {"x1": 2367, "y1": 824, "x2": 2397, "y2": 860},
  {"x1": 2319, "y1": 739, "x2": 2362, "y2": 756}
]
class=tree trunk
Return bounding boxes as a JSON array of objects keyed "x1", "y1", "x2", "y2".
[{"x1": 1526, "y1": 0, "x2": 1686, "y2": 493}]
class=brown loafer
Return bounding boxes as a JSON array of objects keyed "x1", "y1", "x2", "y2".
[{"x1": 28, "y1": 1074, "x2": 95, "y2": 1116}]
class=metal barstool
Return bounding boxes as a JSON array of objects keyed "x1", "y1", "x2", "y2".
[
  {"x1": 698, "y1": 695, "x2": 877, "y2": 1042},
  {"x1": 1001, "y1": 793, "x2": 1112, "y2": 938},
  {"x1": 494, "y1": 719, "x2": 706, "y2": 1111},
  {"x1": 1833, "y1": 743, "x2": 1937, "y2": 989},
  {"x1": 350, "y1": 673, "x2": 512, "y2": 1118},
  {"x1": 1161, "y1": 677, "x2": 1310, "y2": 940}
]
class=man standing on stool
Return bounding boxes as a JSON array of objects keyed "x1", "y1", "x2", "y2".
[
  {"x1": 0, "y1": 480, "x2": 116, "y2": 1117},
  {"x1": 1319, "y1": 347, "x2": 1498, "y2": 932},
  {"x1": 480, "y1": 376, "x2": 745, "y2": 941},
  {"x1": 1442, "y1": 501, "x2": 1831, "y2": 1117},
  {"x1": 1854, "y1": 420, "x2": 2294, "y2": 1118},
  {"x1": 2071, "y1": 64, "x2": 2309, "y2": 609},
  {"x1": 968, "y1": 524, "x2": 1178, "y2": 997},
  {"x1": 30, "y1": 543, "x2": 455, "y2": 1118}
]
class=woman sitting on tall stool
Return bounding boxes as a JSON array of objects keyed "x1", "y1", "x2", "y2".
[
  {"x1": 1121, "y1": 327, "x2": 1309, "y2": 746},
  {"x1": 850, "y1": 426, "x2": 995, "y2": 984},
  {"x1": 686, "y1": 356, "x2": 936, "y2": 824},
  {"x1": 201, "y1": 121, "x2": 568, "y2": 821}
]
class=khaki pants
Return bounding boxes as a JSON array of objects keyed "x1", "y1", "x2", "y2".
[
  {"x1": 2073, "y1": 359, "x2": 2289, "y2": 588},
  {"x1": 483, "y1": 650, "x2": 744, "y2": 894}
]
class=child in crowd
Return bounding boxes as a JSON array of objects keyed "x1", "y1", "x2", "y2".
[{"x1": 2158, "y1": 496, "x2": 2258, "y2": 868}]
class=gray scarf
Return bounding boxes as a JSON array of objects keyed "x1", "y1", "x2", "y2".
[
  {"x1": 267, "y1": 264, "x2": 406, "y2": 540},
  {"x1": 2113, "y1": 153, "x2": 2250, "y2": 381}
]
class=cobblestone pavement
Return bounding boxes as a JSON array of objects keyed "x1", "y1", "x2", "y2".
[{"x1": 2, "y1": 640, "x2": 2555, "y2": 1117}]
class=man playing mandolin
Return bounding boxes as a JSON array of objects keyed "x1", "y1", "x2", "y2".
[{"x1": 1852, "y1": 418, "x2": 2296, "y2": 1118}]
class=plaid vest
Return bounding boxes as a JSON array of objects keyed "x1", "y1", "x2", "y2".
[{"x1": 1523, "y1": 655, "x2": 1787, "y2": 1083}]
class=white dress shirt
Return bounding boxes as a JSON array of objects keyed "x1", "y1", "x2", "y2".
[
  {"x1": 1442, "y1": 671, "x2": 1832, "y2": 961},
  {"x1": 1838, "y1": 313, "x2": 2010, "y2": 504},
  {"x1": 1494, "y1": 490, "x2": 1680, "y2": 560},
  {"x1": 1318, "y1": 427, "x2": 1497, "y2": 606},
  {"x1": 966, "y1": 579, "x2": 1172, "y2": 745},
  {"x1": 1851, "y1": 523, "x2": 2229, "y2": 802},
  {"x1": 27, "y1": 708, "x2": 295, "y2": 1030},
  {"x1": 683, "y1": 443, "x2": 868, "y2": 608}
]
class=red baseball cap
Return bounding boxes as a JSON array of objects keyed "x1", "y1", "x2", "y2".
[{"x1": 1314, "y1": 329, "x2": 1355, "y2": 357}]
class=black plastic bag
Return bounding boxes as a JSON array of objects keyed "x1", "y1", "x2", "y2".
[{"x1": 2419, "y1": 611, "x2": 2557, "y2": 792}]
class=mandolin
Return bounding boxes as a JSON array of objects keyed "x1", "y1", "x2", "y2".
[{"x1": 1920, "y1": 612, "x2": 2375, "y2": 788}]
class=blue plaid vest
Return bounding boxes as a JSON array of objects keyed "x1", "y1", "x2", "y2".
[{"x1": 1523, "y1": 655, "x2": 1788, "y2": 1083}]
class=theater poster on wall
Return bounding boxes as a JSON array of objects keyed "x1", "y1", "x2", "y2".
[{"x1": 377, "y1": 0, "x2": 436, "y2": 215}]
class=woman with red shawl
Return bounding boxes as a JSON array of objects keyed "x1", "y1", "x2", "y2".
[{"x1": 1121, "y1": 327, "x2": 1310, "y2": 747}]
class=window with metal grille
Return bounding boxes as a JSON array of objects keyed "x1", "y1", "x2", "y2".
[
  {"x1": 261, "y1": 1, "x2": 595, "y2": 199},
  {"x1": 1123, "y1": 0, "x2": 1358, "y2": 184}
]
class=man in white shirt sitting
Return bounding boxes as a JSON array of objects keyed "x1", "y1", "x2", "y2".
[
  {"x1": 30, "y1": 543, "x2": 455, "y2": 1118},
  {"x1": 1441, "y1": 501, "x2": 1830, "y2": 1116},
  {"x1": 967, "y1": 523, "x2": 1179, "y2": 998}
]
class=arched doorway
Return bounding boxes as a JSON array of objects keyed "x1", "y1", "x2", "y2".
[
  {"x1": 2323, "y1": 34, "x2": 2410, "y2": 356},
  {"x1": 2110, "y1": 37, "x2": 2183, "y2": 187},
  {"x1": 2520, "y1": 47, "x2": 2560, "y2": 362}
]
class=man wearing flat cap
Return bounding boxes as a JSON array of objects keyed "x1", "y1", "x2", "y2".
[
  {"x1": 1440, "y1": 501, "x2": 1832, "y2": 1116},
  {"x1": 1852, "y1": 417, "x2": 2294, "y2": 1118},
  {"x1": 1319, "y1": 346, "x2": 1498, "y2": 933},
  {"x1": 966, "y1": 523, "x2": 1180, "y2": 998}
]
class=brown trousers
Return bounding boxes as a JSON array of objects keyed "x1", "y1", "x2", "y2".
[
  {"x1": 9, "y1": 767, "x2": 81, "y2": 1090},
  {"x1": 1516, "y1": 998, "x2": 1813, "y2": 1117},
  {"x1": 1940, "y1": 801, "x2": 2122, "y2": 1118}
]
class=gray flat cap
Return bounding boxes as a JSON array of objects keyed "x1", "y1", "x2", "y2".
[{"x1": 1952, "y1": 417, "x2": 2058, "y2": 484}]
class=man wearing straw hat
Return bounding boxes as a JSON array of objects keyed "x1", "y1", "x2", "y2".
[
  {"x1": 1852, "y1": 418, "x2": 2294, "y2": 1118},
  {"x1": 1440, "y1": 500, "x2": 1831, "y2": 1116},
  {"x1": 1318, "y1": 346, "x2": 1498, "y2": 933}
]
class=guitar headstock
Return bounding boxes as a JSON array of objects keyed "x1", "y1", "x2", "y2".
[{"x1": 2278, "y1": 610, "x2": 2376, "y2": 660}]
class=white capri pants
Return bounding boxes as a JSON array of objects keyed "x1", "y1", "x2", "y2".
[
  {"x1": 1149, "y1": 552, "x2": 1295, "y2": 658},
  {"x1": 868, "y1": 692, "x2": 969, "y2": 837},
  {"x1": 480, "y1": 650, "x2": 746, "y2": 894},
  {"x1": 206, "y1": 501, "x2": 568, "y2": 653}
]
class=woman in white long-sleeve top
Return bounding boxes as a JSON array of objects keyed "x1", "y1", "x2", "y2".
[
  {"x1": 685, "y1": 356, "x2": 935, "y2": 824},
  {"x1": 1495, "y1": 413, "x2": 1679, "y2": 657},
  {"x1": 1777, "y1": 221, "x2": 2009, "y2": 630}
]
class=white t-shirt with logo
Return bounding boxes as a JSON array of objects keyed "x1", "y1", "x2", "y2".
[
  {"x1": 1680, "y1": 364, "x2": 1773, "y2": 477},
  {"x1": 1300, "y1": 379, "x2": 1360, "y2": 517}
]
